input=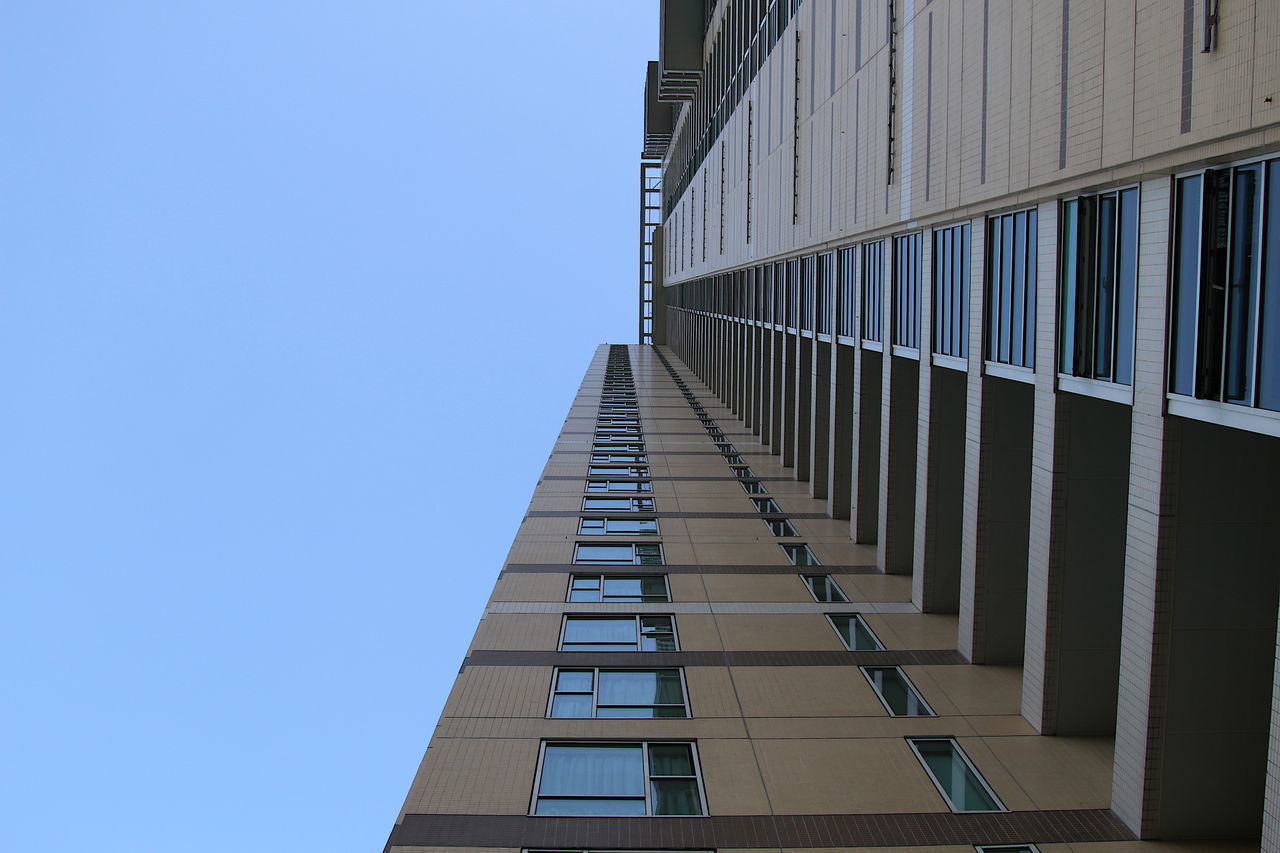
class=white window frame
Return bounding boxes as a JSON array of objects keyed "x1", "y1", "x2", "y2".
[
  {"x1": 567, "y1": 574, "x2": 671, "y2": 603},
  {"x1": 581, "y1": 496, "x2": 656, "y2": 512},
  {"x1": 578, "y1": 517, "x2": 661, "y2": 536},
  {"x1": 573, "y1": 542, "x2": 664, "y2": 565},
  {"x1": 584, "y1": 480, "x2": 653, "y2": 493}
]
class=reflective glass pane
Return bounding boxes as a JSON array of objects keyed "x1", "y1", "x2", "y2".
[
  {"x1": 564, "y1": 618, "x2": 637, "y2": 644},
  {"x1": 830, "y1": 614, "x2": 882, "y2": 650},
  {"x1": 550, "y1": 694, "x2": 593, "y2": 718},
  {"x1": 648, "y1": 743, "x2": 694, "y2": 776},
  {"x1": 556, "y1": 670, "x2": 594, "y2": 692},
  {"x1": 535, "y1": 798, "x2": 646, "y2": 816},
  {"x1": 576, "y1": 545, "x2": 637, "y2": 563},
  {"x1": 651, "y1": 779, "x2": 702, "y2": 815},
  {"x1": 1170, "y1": 175, "x2": 1203, "y2": 395},
  {"x1": 864, "y1": 666, "x2": 933, "y2": 716},
  {"x1": 539, "y1": 744, "x2": 644, "y2": 795}
]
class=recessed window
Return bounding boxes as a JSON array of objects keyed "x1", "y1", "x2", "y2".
[
  {"x1": 574, "y1": 543, "x2": 664, "y2": 565},
  {"x1": 932, "y1": 222, "x2": 971, "y2": 359},
  {"x1": 730, "y1": 466, "x2": 754, "y2": 478},
  {"x1": 560, "y1": 615, "x2": 677, "y2": 651},
  {"x1": 1059, "y1": 188, "x2": 1139, "y2": 384},
  {"x1": 532, "y1": 741, "x2": 704, "y2": 815},
  {"x1": 548, "y1": 669, "x2": 688, "y2": 718},
  {"x1": 585, "y1": 480, "x2": 652, "y2": 493},
  {"x1": 892, "y1": 232, "x2": 923, "y2": 349},
  {"x1": 908, "y1": 738, "x2": 1006, "y2": 812},
  {"x1": 588, "y1": 466, "x2": 650, "y2": 477},
  {"x1": 782, "y1": 543, "x2": 820, "y2": 565},
  {"x1": 1169, "y1": 160, "x2": 1280, "y2": 411},
  {"x1": 578, "y1": 518, "x2": 660, "y2": 535},
  {"x1": 597, "y1": 417, "x2": 641, "y2": 426},
  {"x1": 591, "y1": 453, "x2": 649, "y2": 464},
  {"x1": 765, "y1": 518, "x2": 798, "y2": 537},
  {"x1": 568, "y1": 575, "x2": 670, "y2": 602},
  {"x1": 986, "y1": 208, "x2": 1038, "y2": 368},
  {"x1": 828, "y1": 613, "x2": 884, "y2": 650},
  {"x1": 740, "y1": 480, "x2": 768, "y2": 494},
  {"x1": 596, "y1": 426, "x2": 644, "y2": 436},
  {"x1": 975, "y1": 845, "x2": 1039, "y2": 852},
  {"x1": 752, "y1": 497, "x2": 781, "y2": 513},
  {"x1": 862, "y1": 666, "x2": 934, "y2": 716},
  {"x1": 713, "y1": 442, "x2": 735, "y2": 453},
  {"x1": 722, "y1": 454, "x2": 744, "y2": 464},
  {"x1": 861, "y1": 239, "x2": 885, "y2": 344},
  {"x1": 801, "y1": 574, "x2": 848, "y2": 602},
  {"x1": 582, "y1": 497, "x2": 655, "y2": 512}
]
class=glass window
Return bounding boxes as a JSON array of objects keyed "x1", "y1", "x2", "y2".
[
  {"x1": 588, "y1": 466, "x2": 650, "y2": 477},
  {"x1": 741, "y1": 480, "x2": 768, "y2": 494},
  {"x1": 985, "y1": 208, "x2": 1037, "y2": 368},
  {"x1": 578, "y1": 518, "x2": 660, "y2": 535},
  {"x1": 713, "y1": 442, "x2": 736, "y2": 453},
  {"x1": 765, "y1": 518, "x2": 798, "y2": 537},
  {"x1": 730, "y1": 466, "x2": 755, "y2": 478},
  {"x1": 548, "y1": 669, "x2": 688, "y2": 718},
  {"x1": 975, "y1": 846, "x2": 1039, "y2": 853},
  {"x1": 782, "y1": 543, "x2": 821, "y2": 566},
  {"x1": 909, "y1": 738, "x2": 1006, "y2": 812},
  {"x1": 568, "y1": 575, "x2": 670, "y2": 602},
  {"x1": 861, "y1": 240, "x2": 885, "y2": 343},
  {"x1": 752, "y1": 497, "x2": 781, "y2": 513},
  {"x1": 1169, "y1": 159, "x2": 1280, "y2": 411},
  {"x1": 816, "y1": 251, "x2": 834, "y2": 334},
  {"x1": 593, "y1": 443, "x2": 645, "y2": 453},
  {"x1": 893, "y1": 233, "x2": 923, "y2": 349},
  {"x1": 801, "y1": 574, "x2": 848, "y2": 602},
  {"x1": 574, "y1": 543, "x2": 664, "y2": 565},
  {"x1": 597, "y1": 417, "x2": 641, "y2": 426},
  {"x1": 533, "y1": 742, "x2": 703, "y2": 816},
  {"x1": 828, "y1": 613, "x2": 884, "y2": 650},
  {"x1": 838, "y1": 245, "x2": 858, "y2": 337},
  {"x1": 591, "y1": 453, "x2": 649, "y2": 464},
  {"x1": 932, "y1": 223, "x2": 971, "y2": 358},
  {"x1": 862, "y1": 666, "x2": 934, "y2": 716},
  {"x1": 1059, "y1": 188, "x2": 1139, "y2": 384},
  {"x1": 585, "y1": 480, "x2": 653, "y2": 493},
  {"x1": 560, "y1": 616, "x2": 677, "y2": 651},
  {"x1": 722, "y1": 454, "x2": 744, "y2": 464},
  {"x1": 582, "y1": 497, "x2": 655, "y2": 512}
]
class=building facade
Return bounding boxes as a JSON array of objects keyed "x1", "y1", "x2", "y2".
[{"x1": 386, "y1": 1, "x2": 1280, "y2": 851}]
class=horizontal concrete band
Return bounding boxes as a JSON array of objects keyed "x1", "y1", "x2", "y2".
[
  {"x1": 525, "y1": 511, "x2": 831, "y2": 519},
  {"x1": 461, "y1": 649, "x2": 967, "y2": 667},
  {"x1": 387, "y1": 809, "x2": 1133, "y2": 850},
  {"x1": 503, "y1": 564, "x2": 881, "y2": 575}
]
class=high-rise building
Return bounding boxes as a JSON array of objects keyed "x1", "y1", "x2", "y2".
[{"x1": 385, "y1": 2, "x2": 1280, "y2": 851}]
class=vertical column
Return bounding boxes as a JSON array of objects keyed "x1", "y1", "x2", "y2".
[
  {"x1": 878, "y1": 240, "x2": 918, "y2": 575},
  {"x1": 828, "y1": 342, "x2": 854, "y2": 519},
  {"x1": 1264, "y1": 611, "x2": 1280, "y2": 853},
  {"x1": 958, "y1": 217, "x2": 987, "y2": 660},
  {"x1": 793, "y1": 331, "x2": 813, "y2": 478},
  {"x1": 809, "y1": 336, "x2": 831, "y2": 499},
  {"x1": 911, "y1": 231, "x2": 936, "y2": 608}
]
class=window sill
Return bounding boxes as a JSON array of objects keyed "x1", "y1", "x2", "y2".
[
  {"x1": 1057, "y1": 374, "x2": 1133, "y2": 406},
  {"x1": 1166, "y1": 395, "x2": 1280, "y2": 438},
  {"x1": 861, "y1": 340, "x2": 884, "y2": 353},
  {"x1": 983, "y1": 361, "x2": 1035, "y2": 384},
  {"x1": 931, "y1": 353, "x2": 969, "y2": 372},
  {"x1": 891, "y1": 345, "x2": 921, "y2": 360}
]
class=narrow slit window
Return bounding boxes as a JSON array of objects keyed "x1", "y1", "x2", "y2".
[
  {"x1": 862, "y1": 666, "x2": 934, "y2": 716},
  {"x1": 828, "y1": 613, "x2": 883, "y2": 650},
  {"x1": 801, "y1": 574, "x2": 847, "y2": 602},
  {"x1": 909, "y1": 738, "x2": 1006, "y2": 812}
]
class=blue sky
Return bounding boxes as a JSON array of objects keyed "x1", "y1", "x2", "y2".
[{"x1": 1, "y1": 2, "x2": 655, "y2": 849}]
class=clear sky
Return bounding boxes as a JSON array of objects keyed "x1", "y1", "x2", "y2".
[{"x1": 1, "y1": 2, "x2": 655, "y2": 849}]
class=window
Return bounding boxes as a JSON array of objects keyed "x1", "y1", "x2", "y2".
[
  {"x1": 548, "y1": 668, "x2": 688, "y2": 718},
  {"x1": 560, "y1": 615, "x2": 677, "y2": 651},
  {"x1": 532, "y1": 741, "x2": 704, "y2": 815},
  {"x1": 975, "y1": 846, "x2": 1039, "y2": 853},
  {"x1": 861, "y1": 240, "x2": 885, "y2": 344},
  {"x1": 828, "y1": 613, "x2": 884, "y2": 650},
  {"x1": 892, "y1": 233, "x2": 923, "y2": 349},
  {"x1": 583, "y1": 497, "x2": 655, "y2": 511},
  {"x1": 713, "y1": 442, "x2": 736, "y2": 453},
  {"x1": 585, "y1": 480, "x2": 652, "y2": 493},
  {"x1": 569, "y1": 575, "x2": 670, "y2": 602},
  {"x1": 908, "y1": 738, "x2": 1006, "y2": 812},
  {"x1": 986, "y1": 209, "x2": 1038, "y2": 368},
  {"x1": 816, "y1": 251, "x2": 834, "y2": 334},
  {"x1": 933, "y1": 223, "x2": 971, "y2": 359},
  {"x1": 593, "y1": 443, "x2": 646, "y2": 453},
  {"x1": 596, "y1": 426, "x2": 644, "y2": 435},
  {"x1": 574, "y1": 543, "x2": 663, "y2": 565},
  {"x1": 801, "y1": 574, "x2": 848, "y2": 602},
  {"x1": 722, "y1": 454, "x2": 744, "y2": 464},
  {"x1": 862, "y1": 666, "x2": 934, "y2": 716},
  {"x1": 838, "y1": 245, "x2": 858, "y2": 337},
  {"x1": 740, "y1": 480, "x2": 768, "y2": 494},
  {"x1": 765, "y1": 518, "x2": 798, "y2": 536},
  {"x1": 730, "y1": 466, "x2": 754, "y2": 478},
  {"x1": 579, "y1": 518, "x2": 660, "y2": 535},
  {"x1": 597, "y1": 417, "x2": 641, "y2": 426},
  {"x1": 752, "y1": 497, "x2": 781, "y2": 513},
  {"x1": 782, "y1": 543, "x2": 820, "y2": 565},
  {"x1": 591, "y1": 453, "x2": 649, "y2": 464},
  {"x1": 1169, "y1": 159, "x2": 1280, "y2": 411},
  {"x1": 1059, "y1": 188, "x2": 1139, "y2": 384},
  {"x1": 588, "y1": 466, "x2": 650, "y2": 477}
]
